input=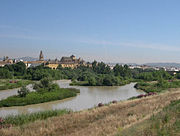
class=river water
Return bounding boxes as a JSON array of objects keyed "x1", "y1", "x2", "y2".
[{"x1": 0, "y1": 80, "x2": 144, "y2": 117}]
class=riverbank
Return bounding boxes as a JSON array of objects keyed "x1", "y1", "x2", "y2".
[
  {"x1": 0, "y1": 79, "x2": 32, "y2": 91},
  {"x1": 70, "y1": 80, "x2": 89, "y2": 86},
  {"x1": 116, "y1": 95, "x2": 180, "y2": 136},
  {"x1": 134, "y1": 79, "x2": 180, "y2": 93},
  {"x1": 70, "y1": 79, "x2": 133, "y2": 86},
  {"x1": 1, "y1": 88, "x2": 180, "y2": 136},
  {"x1": 1, "y1": 109, "x2": 70, "y2": 127}
]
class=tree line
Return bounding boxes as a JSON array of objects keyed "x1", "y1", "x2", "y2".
[{"x1": 0, "y1": 61, "x2": 177, "y2": 86}]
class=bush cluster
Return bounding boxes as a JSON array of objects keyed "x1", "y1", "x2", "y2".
[{"x1": 135, "y1": 79, "x2": 180, "y2": 93}]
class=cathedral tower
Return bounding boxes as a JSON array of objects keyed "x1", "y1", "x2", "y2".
[{"x1": 39, "y1": 50, "x2": 44, "y2": 61}]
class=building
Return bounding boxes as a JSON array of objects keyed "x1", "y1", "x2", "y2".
[
  {"x1": 0, "y1": 51, "x2": 89, "y2": 69},
  {"x1": 23, "y1": 51, "x2": 88, "y2": 69},
  {"x1": 60, "y1": 55, "x2": 80, "y2": 68},
  {"x1": 60, "y1": 55, "x2": 86, "y2": 68},
  {"x1": 24, "y1": 51, "x2": 46, "y2": 68},
  {"x1": 24, "y1": 61, "x2": 44, "y2": 68},
  {"x1": 46, "y1": 55, "x2": 87, "y2": 69},
  {"x1": 0, "y1": 61, "x2": 8, "y2": 67},
  {"x1": 0, "y1": 56, "x2": 14, "y2": 67},
  {"x1": 45, "y1": 59, "x2": 59, "y2": 69},
  {"x1": 3, "y1": 56, "x2": 14, "y2": 64}
]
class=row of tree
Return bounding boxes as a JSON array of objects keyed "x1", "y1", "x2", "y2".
[{"x1": 0, "y1": 61, "x2": 176, "y2": 86}]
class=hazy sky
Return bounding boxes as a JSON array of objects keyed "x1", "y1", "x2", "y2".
[{"x1": 1, "y1": 0, "x2": 180, "y2": 64}]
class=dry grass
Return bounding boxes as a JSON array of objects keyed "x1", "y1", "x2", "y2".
[
  {"x1": 116, "y1": 92, "x2": 180, "y2": 136},
  {"x1": 1, "y1": 89, "x2": 180, "y2": 136}
]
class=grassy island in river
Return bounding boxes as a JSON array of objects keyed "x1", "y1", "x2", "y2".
[{"x1": 0, "y1": 78, "x2": 80, "y2": 107}]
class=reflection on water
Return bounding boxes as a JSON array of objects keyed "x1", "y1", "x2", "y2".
[{"x1": 0, "y1": 80, "x2": 144, "y2": 117}]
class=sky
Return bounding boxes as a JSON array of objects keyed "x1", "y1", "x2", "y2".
[{"x1": 0, "y1": 0, "x2": 180, "y2": 64}]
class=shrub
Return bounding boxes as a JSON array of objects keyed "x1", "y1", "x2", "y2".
[
  {"x1": 88, "y1": 77, "x2": 96, "y2": 86},
  {"x1": 156, "y1": 79, "x2": 169, "y2": 88},
  {"x1": 33, "y1": 77, "x2": 57, "y2": 92},
  {"x1": 18, "y1": 86, "x2": 30, "y2": 97},
  {"x1": 40, "y1": 77, "x2": 52, "y2": 88}
]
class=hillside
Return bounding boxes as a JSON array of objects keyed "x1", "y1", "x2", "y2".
[{"x1": 117, "y1": 94, "x2": 180, "y2": 136}]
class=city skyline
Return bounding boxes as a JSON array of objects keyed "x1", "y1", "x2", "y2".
[{"x1": 1, "y1": 0, "x2": 180, "y2": 64}]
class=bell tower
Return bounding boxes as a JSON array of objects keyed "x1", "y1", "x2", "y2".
[{"x1": 39, "y1": 50, "x2": 44, "y2": 61}]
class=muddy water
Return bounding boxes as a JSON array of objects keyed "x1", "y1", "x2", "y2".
[
  {"x1": 0, "y1": 80, "x2": 144, "y2": 117},
  {"x1": 0, "y1": 84, "x2": 35, "y2": 100}
]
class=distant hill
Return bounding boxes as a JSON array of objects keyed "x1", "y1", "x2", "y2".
[
  {"x1": 107, "y1": 62, "x2": 180, "y2": 68},
  {"x1": 15, "y1": 57, "x2": 38, "y2": 61},
  {"x1": 0, "y1": 56, "x2": 38, "y2": 61},
  {"x1": 144, "y1": 63, "x2": 180, "y2": 68},
  {"x1": 107, "y1": 63, "x2": 138, "y2": 66}
]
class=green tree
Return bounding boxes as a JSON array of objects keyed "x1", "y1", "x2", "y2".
[
  {"x1": 40, "y1": 77, "x2": 52, "y2": 88},
  {"x1": 113, "y1": 64, "x2": 132, "y2": 78},
  {"x1": 0, "y1": 68, "x2": 13, "y2": 79},
  {"x1": 92, "y1": 60, "x2": 97, "y2": 71},
  {"x1": 13, "y1": 62, "x2": 26, "y2": 76},
  {"x1": 88, "y1": 76, "x2": 96, "y2": 86},
  {"x1": 103, "y1": 75, "x2": 113, "y2": 86},
  {"x1": 156, "y1": 78, "x2": 169, "y2": 88},
  {"x1": 57, "y1": 64, "x2": 63, "y2": 70}
]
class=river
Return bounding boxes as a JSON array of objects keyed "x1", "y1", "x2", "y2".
[{"x1": 0, "y1": 80, "x2": 144, "y2": 117}]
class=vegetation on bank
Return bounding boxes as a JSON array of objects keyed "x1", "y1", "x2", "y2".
[
  {"x1": 0, "y1": 79, "x2": 32, "y2": 90},
  {"x1": 116, "y1": 99, "x2": 180, "y2": 136},
  {"x1": 70, "y1": 80, "x2": 89, "y2": 86},
  {"x1": 135, "y1": 79, "x2": 180, "y2": 93},
  {"x1": 70, "y1": 79, "x2": 132, "y2": 86},
  {"x1": 0, "y1": 61, "x2": 176, "y2": 85},
  {"x1": 1, "y1": 109, "x2": 70, "y2": 127},
  {"x1": 0, "y1": 78, "x2": 80, "y2": 107}
]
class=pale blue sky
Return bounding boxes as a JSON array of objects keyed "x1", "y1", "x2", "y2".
[{"x1": 0, "y1": 0, "x2": 180, "y2": 63}]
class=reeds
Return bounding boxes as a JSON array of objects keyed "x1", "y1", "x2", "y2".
[{"x1": 3, "y1": 109, "x2": 70, "y2": 126}]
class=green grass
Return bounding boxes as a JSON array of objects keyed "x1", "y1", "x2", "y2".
[
  {"x1": 3, "y1": 109, "x2": 70, "y2": 126},
  {"x1": 116, "y1": 99, "x2": 180, "y2": 136},
  {"x1": 134, "y1": 80, "x2": 180, "y2": 93},
  {"x1": 0, "y1": 88, "x2": 80, "y2": 107},
  {"x1": 0, "y1": 79, "x2": 32, "y2": 90},
  {"x1": 70, "y1": 81, "x2": 89, "y2": 86}
]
